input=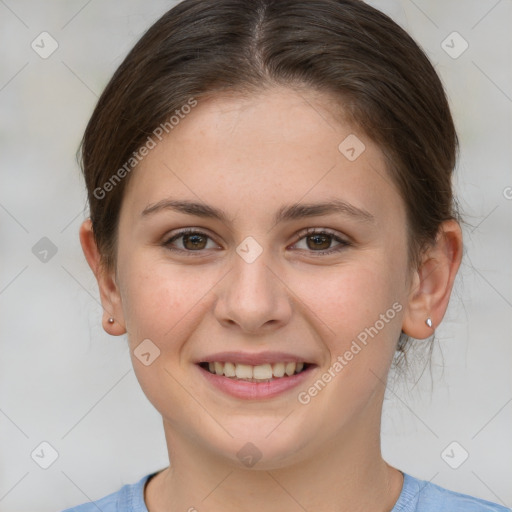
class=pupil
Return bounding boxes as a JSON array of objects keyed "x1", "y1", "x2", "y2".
[
  {"x1": 184, "y1": 233, "x2": 206, "y2": 250},
  {"x1": 308, "y1": 234, "x2": 331, "y2": 250}
]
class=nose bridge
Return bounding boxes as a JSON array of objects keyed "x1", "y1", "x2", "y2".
[{"x1": 214, "y1": 249, "x2": 291, "y2": 333}]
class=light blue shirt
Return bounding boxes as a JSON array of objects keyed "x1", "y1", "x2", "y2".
[{"x1": 61, "y1": 471, "x2": 511, "y2": 512}]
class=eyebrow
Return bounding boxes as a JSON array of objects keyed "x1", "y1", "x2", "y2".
[{"x1": 141, "y1": 198, "x2": 374, "y2": 224}]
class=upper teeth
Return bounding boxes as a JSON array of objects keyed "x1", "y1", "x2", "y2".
[{"x1": 207, "y1": 362, "x2": 304, "y2": 380}]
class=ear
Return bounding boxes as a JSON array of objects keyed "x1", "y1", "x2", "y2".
[
  {"x1": 402, "y1": 219, "x2": 463, "y2": 340},
  {"x1": 79, "y1": 219, "x2": 126, "y2": 335}
]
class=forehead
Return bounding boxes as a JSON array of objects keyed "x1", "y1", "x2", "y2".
[{"x1": 121, "y1": 87, "x2": 404, "y2": 229}]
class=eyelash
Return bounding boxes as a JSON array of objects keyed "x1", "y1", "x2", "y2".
[{"x1": 163, "y1": 227, "x2": 351, "y2": 256}]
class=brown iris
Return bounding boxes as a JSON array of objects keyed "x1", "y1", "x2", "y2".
[
  {"x1": 306, "y1": 233, "x2": 332, "y2": 251},
  {"x1": 182, "y1": 233, "x2": 208, "y2": 250}
]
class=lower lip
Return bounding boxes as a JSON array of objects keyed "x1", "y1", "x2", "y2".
[{"x1": 197, "y1": 364, "x2": 315, "y2": 400}]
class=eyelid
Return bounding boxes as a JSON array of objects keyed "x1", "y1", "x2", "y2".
[
  {"x1": 163, "y1": 227, "x2": 351, "y2": 255},
  {"x1": 290, "y1": 227, "x2": 351, "y2": 254},
  {"x1": 164, "y1": 228, "x2": 222, "y2": 253},
  {"x1": 294, "y1": 226, "x2": 347, "y2": 239}
]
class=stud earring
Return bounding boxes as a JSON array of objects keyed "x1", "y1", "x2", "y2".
[
  {"x1": 425, "y1": 317, "x2": 433, "y2": 328},
  {"x1": 108, "y1": 317, "x2": 115, "y2": 324}
]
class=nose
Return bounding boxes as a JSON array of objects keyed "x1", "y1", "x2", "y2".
[{"x1": 213, "y1": 252, "x2": 293, "y2": 334}]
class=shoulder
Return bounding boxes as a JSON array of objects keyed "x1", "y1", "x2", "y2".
[
  {"x1": 59, "y1": 489, "x2": 118, "y2": 512},
  {"x1": 394, "y1": 473, "x2": 511, "y2": 512},
  {"x1": 58, "y1": 472, "x2": 155, "y2": 512}
]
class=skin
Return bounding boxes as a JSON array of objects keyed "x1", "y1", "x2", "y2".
[{"x1": 80, "y1": 86, "x2": 462, "y2": 512}]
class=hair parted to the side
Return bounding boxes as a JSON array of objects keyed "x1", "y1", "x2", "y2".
[{"x1": 80, "y1": 0, "x2": 460, "y2": 358}]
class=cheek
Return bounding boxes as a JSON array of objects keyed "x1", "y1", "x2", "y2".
[
  {"x1": 117, "y1": 253, "x2": 221, "y2": 345},
  {"x1": 117, "y1": 256, "x2": 216, "y2": 417},
  {"x1": 289, "y1": 253, "x2": 406, "y2": 373},
  {"x1": 298, "y1": 265, "x2": 402, "y2": 333},
  {"x1": 290, "y1": 263, "x2": 405, "y2": 418}
]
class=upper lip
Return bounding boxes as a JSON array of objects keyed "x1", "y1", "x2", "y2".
[{"x1": 196, "y1": 351, "x2": 316, "y2": 366}]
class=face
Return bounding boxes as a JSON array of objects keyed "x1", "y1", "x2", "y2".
[{"x1": 112, "y1": 87, "x2": 411, "y2": 468}]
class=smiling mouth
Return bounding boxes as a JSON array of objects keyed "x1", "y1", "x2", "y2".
[{"x1": 198, "y1": 361, "x2": 311, "y2": 382}]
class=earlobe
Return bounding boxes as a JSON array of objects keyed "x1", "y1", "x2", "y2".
[
  {"x1": 79, "y1": 219, "x2": 127, "y2": 336},
  {"x1": 100, "y1": 315, "x2": 126, "y2": 336},
  {"x1": 402, "y1": 220, "x2": 463, "y2": 340}
]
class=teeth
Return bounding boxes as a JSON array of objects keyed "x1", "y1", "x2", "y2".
[
  {"x1": 223, "y1": 362, "x2": 236, "y2": 377},
  {"x1": 204, "y1": 361, "x2": 307, "y2": 380},
  {"x1": 235, "y1": 363, "x2": 253, "y2": 379},
  {"x1": 214, "y1": 362, "x2": 223, "y2": 376},
  {"x1": 273, "y1": 362, "x2": 285, "y2": 377},
  {"x1": 285, "y1": 362, "x2": 296, "y2": 376},
  {"x1": 253, "y1": 364, "x2": 272, "y2": 380}
]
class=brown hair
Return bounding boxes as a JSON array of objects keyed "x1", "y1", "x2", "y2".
[{"x1": 80, "y1": 0, "x2": 460, "y2": 353}]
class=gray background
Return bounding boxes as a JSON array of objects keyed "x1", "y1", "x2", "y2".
[{"x1": 0, "y1": 1, "x2": 511, "y2": 511}]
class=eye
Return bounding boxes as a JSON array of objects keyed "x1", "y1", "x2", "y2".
[
  {"x1": 163, "y1": 228, "x2": 349, "y2": 256},
  {"x1": 292, "y1": 228, "x2": 350, "y2": 255},
  {"x1": 164, "y1": 229, "x2": 219, "y2": 253}
]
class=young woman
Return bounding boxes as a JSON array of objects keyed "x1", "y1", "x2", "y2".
[{"x1": 62, "y1": 0, "x2": 509, "y2": 510}]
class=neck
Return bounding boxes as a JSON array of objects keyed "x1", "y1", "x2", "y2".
[{"x1": 146, "y1": 402, "x2": 403, "y2": 512}]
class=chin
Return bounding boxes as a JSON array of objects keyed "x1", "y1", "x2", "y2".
[{"x1": 202, "y1": 420, "x2": 314, "y2": 470}]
